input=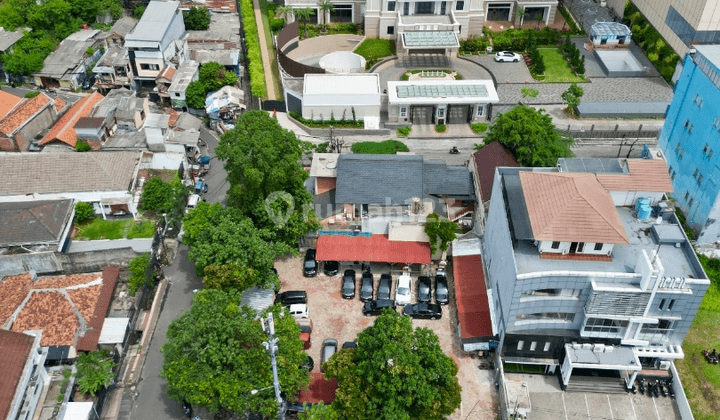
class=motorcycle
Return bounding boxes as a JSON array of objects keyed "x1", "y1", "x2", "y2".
[{"x1": 450, "y1": 146, "x2": 460, "y2": 154}]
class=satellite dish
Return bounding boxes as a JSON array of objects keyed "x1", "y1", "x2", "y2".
[{"x1": 326, "y1": 162, "x2": 337, "y2": 169}]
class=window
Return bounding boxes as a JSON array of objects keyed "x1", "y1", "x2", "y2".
[
  {"x1": 551, "y1": 241, "x2": 560, "y2": 249},
  {"x1": 671, "y1": 171, "x2": 676, "y2": 180},
  {"x1": 476, "y1": 105, "x2": 484, "y2": 116},
  {"x1": 521, "y1": 289, "x2": 581, "y2": 299},
  {"x1": 530, "y1": 342, "x2": 537, "y2": 351},
  {"x1": 594, "y1": 243, "x2": 603, "y2": 251},
  {"x1": 330, "y1": 4, "x2": 353, "y2": 22},
  {"x1": 543, "y1": 342, "x2": 551, "y2": 352},
  {"x1": 517, "y1": 340, "x2": 524, "y2": 351},
  {"x1": 703, "y1": 144, "x2": 709, "y2": 154},
  {"x1": 698, "y1": 174, "x2": 703, "y2": 186},
  {"x1": 688, "y1": 198, "x2": 694, "y2": 207},
  {"x1": 577, "y1": 242, "x2": 585, "y2": 252},
  {"x1": 456, "y1": 0, "x2": 464, "y2": 10},
  {"x1": 403, "y1": 2, "x2": 409, "y2": 15},
  {"x1": 684, "y1": 192, "x2": 690, "y2": 201},
  {"x1": 387, "y1": 25, "x2": 395, "y2": 35},
  {"x1": 140, "y1": 63, "x2": 160, "y2": 70},
  {"x1": 659, "y1": 298, "x2": 666, "y2": 310},
  {"x1": 175, "y1": 92, "x2": 181, "y2": 97},
  {"x1": 387, "y1": 0, "x2": 396, "y2": 11},
  {"x1": 689, "y1": 125, "x2": 694, "y2": 134},
  {"x1": 414, "y1": 1, "x2": 434, "y2": 14},
  {"x1": 440, "y1": 1, "x2": 446, "y2": 14},
  {"x1": 709, "y1": 149, "x2": 714, "y2": 159},
  {"x1": 693, "y1": 168, "x2": 699, "y2": 179},
  {"x1": 399, "y1": 106, "x2": 406, "y2": 118},
  {"x1": 668, "y1": 299, "x2": 675, "y2": 310},
  {"x1": 684, "y1": 119, "x2": 690, "y2": 129},
  {"x1": 516, "y1": 312, "x2": 575, "y2": 323},
  {"x1": 584, "y1": 317, "x2": 629, "y2": 333}
]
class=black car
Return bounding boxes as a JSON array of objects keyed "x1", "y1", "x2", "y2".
[
  {"x1": 301, "y1": 356, "x2": 314, "y2": 371},
  {"x1": 82, "y1": 74, "x2": 96, "y2": 90},
  {"x1": 417, "y1": 276, "x2": 432, "y2": 303},
  {"x1": 323, "y1": 260, "x2": 339, "y2": 276},
  {"x1": 362, "y1": 299, "x2": 397, "y2": 316},
  {"x1": 377, "y1": 274, "x2": 392, "y2": 300},
  {"x1": 342, "y1": 269, "x2": 356, "y2": 299},
  {"x1": 403, "y1": 303, "x2": 442, "y2": 320},
  {"x1": 360, "y1": 271, "x2": 374, "y2": 301},
  {"x1": 274, "y1": 291, "x2": 308, "y2": 306},
  {"x1": 342, "y1": 341, "x2": 358, "y2": 349},
  {"x1": 435, "y1": 274, "x2": 449, "y2": 305},
  {"x1": 303, "y1": 249, "x2": 318, "y2": 277}
]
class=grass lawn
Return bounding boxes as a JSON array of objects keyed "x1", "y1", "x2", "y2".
[
  {"x1": 537, "y1": 48, "x2": 586, "y2": 83},
  {"x1": 147, "y1": 169, "x2": 177, "y2": 183},
  {"x1": 76, "y1": 218, "x2": 156, "y2": 240},
  {"x1": 504, "y1": 363, "x2": 544, "y2": 374},
  {"x1": 354, "y1": 38, "x2": 396, "y2": 61},
  {"x1": 127, "y1": 220, "x2": 156, "y2": 239},
  {"x1": 351, "y1": 140, "x2": 409, "y2": 154}
]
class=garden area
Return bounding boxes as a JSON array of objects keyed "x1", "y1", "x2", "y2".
[
  {"x1": 355, "y1": 38, "x2": 396, "y2": 69},
  {"x1": 537, "y1": 48, "x2": 585, "y2": 82},
  {"x1": 289, "y1": 111, "x2": 363, "y2": 128},
  {"x1": 74, "y1": 218, "x2": 155, "y2": 240},
  {"x1": 622, "y1": 2, "x2": 679, "y2": 83}
]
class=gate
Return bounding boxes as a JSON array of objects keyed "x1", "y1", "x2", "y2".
[
  {"x1": 411, "y1": 106, "x2": 434, "y2": 124},
  {"x1": 448, "y1": 105, "x2": 469, "y2": 124}
]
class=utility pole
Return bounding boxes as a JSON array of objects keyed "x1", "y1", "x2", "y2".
[{"x1": 262, "y1": 313, "x2": 285, "y2": 420}]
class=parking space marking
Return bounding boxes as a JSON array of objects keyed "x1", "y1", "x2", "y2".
[
  {"x1": 607, "y1": 395, "x2": 614, "y2": 420},
  {"x1": 584, "y1": 394, "x2": 590, "y2": 419},
  {"x1": 561, "y1": 392, "x2": 569, "y2": 420},
  {"x1": 629, "y1": 397, "x2": 637, "y2": 420},
  {"x1": 652, "y1": 396, "x2": 660, "y2": 420}
]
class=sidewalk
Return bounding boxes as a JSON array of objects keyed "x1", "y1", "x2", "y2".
[{"x1": 252, "y1": 0, "x2": 276, "y2": 100}]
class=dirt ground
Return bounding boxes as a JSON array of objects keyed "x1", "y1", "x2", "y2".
[{"x1": 274, "y1": 255, "x2": 499, "y2": 419}]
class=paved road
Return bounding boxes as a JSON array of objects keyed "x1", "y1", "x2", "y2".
[{"x1": 1, "y1": 84, "x2": 84, "y2": 105}]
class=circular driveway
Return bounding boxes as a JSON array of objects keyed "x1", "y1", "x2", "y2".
[{"x1": 374, "y1": 55, "x2": 496, "y2": 89}]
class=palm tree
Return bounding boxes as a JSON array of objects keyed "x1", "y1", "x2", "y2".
[
  {"x1": 319, "y1": 0, "x2": 335, "y2": 27},
  {"x1": 293, "y1": 8, "x2": 314, "y2": 38},
  {"x1": 276, "y1": 5, "x2": 293, "y2": 22}
]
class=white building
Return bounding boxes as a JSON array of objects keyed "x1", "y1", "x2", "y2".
[
  {"x1": 0, "y1": 330, "x2": 49, "y2": 420},
  {"x1": 301, "y1": 73, "x2": 382, "y2": 129}
]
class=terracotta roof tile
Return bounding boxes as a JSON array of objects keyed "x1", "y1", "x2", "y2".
[
  {"x1": 76, "y1": 267, "x2": 118, "y2": 351},
  {"x1": 54, "y1": 96, "x2": 67, "y2": 113},
  {"x1": 167, "y1": 109, "x2": 180, "y2": 127},
  {"x1": 157, "y1": 66, "x2": 176, "y2": 82},
  {"x1": 0, "y1": 93, "x2": 52, "y2": 135},
  {"x1": 0, "y1": 274, "x2": 32, "y2": 327},
  {"x1": 0, "y1": 90, "x2": 22, "y2": 119},
  {"x1": 520, "y1": 172, "x2": 629, "y2": 244},
  {"x1": 67, "y1": 285, "x2": 102, "y2": 322},
  {"x1": 472, "y1": 141, "x2": 521, "y2": 201},
  {"x1": 12, "y1": 291, "x2": 79, "y2": 346},
  {"x1": 31, "y1": 273, "x2": 100, "y2": 289},
  {"x1": 315, "y1": 177, "x2": 336, "y2": 195},
  {"x1": 453, "y1": 254, "x2": 492, "y2": 338},
  {"x1": 316, "y1": 234, "x2": 431, "y2": 264},
  {"x1": 40, "y1": 92, "x2": 105, "y2": 147},
  {"x1": 0, "y1": 330, "x2": 34, "y2": 420},
  {"x1": 596, "y1": 159, "x2": 674, "y2": 193}
]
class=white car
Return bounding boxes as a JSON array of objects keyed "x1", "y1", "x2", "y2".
[
  {"x1": 185, "y1": 194, "x2": 200, "y2": 213},
  {"x1": 395, "y1": 274, "x2": 412, "y2": 305},
  {"x1": 289, "y1": 303, "x2": 309, "y2": 318},
  {"x1": 494, "y1": 51, "x2": 522, "y2": 62}
]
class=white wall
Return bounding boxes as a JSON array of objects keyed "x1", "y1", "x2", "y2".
[
  {"x1": 538, "y1": 240, "x2": 614, "y2": 256},
  {"x1": 609, "y1": 190, "x2": 664, "y2": 206}
]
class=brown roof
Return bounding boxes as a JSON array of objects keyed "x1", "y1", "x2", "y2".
[
  {"x1": 12, "y1": 291, "x2": 80, "y2": 346},
  {"x1": 520, "y1": 172, "x2": 629, "y2": 244},
  {"x1": 0, "y1": 274, "x2": 32, "y2": 328},
  {"x1": 0, "y1": 93, "x2": 52, "y2": 135},
  {"x1": 167, "y1": 109, "x2": 180, "y2": 127},
  {"x1": 76, "y1": 267, "x2": 119, "y2": 351},
  {"x1": 596, "y1": 159, "x2": 674, "y2": 193},
  {"x1": 0, "y1": 151, "x2": 139, "y2": 196},
  {"x1": 472, "y1": 141, "x2": 521, "y2": 201},
  {"x1": 157, "y1": 66, "x2": 176, "y2": 82},
  {"x1": 453, "y1": 254, "x2": 492, "y2": 339},
  {"x1": 0, "y1": 330, "x2": 34, "y2": 420},
  {"x1": 315, "y1": 177, "x2": 336, "y2": 195},
  {"x1": 54, "y1": 96, "x2": 67, "y2": 113},
  {"x1": 0, "y1": 90, "x2": 22, "y2": 119},
  {"x1": 40, "y1": 92, "x2": 105, "y2": 147}
]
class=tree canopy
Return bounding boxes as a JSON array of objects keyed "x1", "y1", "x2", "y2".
[
  {"x1": 202, "y1": 263, "x2": 260, "y2": 292},
  {"x1": 185, "y1": 80, "x2": 206, "y2": 109},
  {"x1": 184, "y1": 6, "x2": 210, "y2": 30},
  {"x1": 323, "y1": 310, "x2": 462, "y2": 420},
  {"x1": 76, "y1": 350, "x2": 116, "y2": 396},
  {"x1": 182, "y1": 201, "x2": 290, "y2": 283},
  {"x1": 480, "y1": 105, "x2": 574, "y2": 167},
  {"x1": 215, "y1": 111, "x2": 320, "y2": 246},
  {"x1": 161, "y1": 290, "x2": 310, "y2": 416},
  {"x1": 561, "y1": 82, "x2": 584, "y2": 112},
  {"x1": 424, "y1": 212, "x2": 457, "y2": 255}
]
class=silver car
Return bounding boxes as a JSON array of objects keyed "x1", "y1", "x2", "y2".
[{"x1": 321, "y1": 338, "x2": 338, "y2": 372}]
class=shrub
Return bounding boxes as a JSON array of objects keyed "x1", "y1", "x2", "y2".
[
  {"x1": 396, "y1": 126, "x2": 411, "y2": 137},
  {"x1": 133, "y1": 5, "x2": 145, "y2": 19},
  {"x1": 75, "y1": 140, "x2": 91, "y2": 152},
  {"x1": 289, "y1": 111, "x2": 363, "y2": 128},
  {"x1": 76, "y1": 350, "x2": 115, "y2": 396},
  {"x1": 86, "y1": 47, "x2": 94, "y2": 56},
  {"x1": 74, "y1": 202, "x2": 95, "y2": 225},
  {"x1": 240, "y1": 0, "x2": 267, "y2": 97},
  {"x1": 471, "y1": 123, "x2": 488, "y2": 134},
  {"x1": 435, "y1": 124, "x2": 447, "y2": 132},
  {"x1": 351, "y1": 140, "x2": 409, "y2": 154},
  {"x1": 128, "y1": 253, "x2": 150, "y2": 296},
  {"x1": 270, "y1": 18, "x2": 285, "y2": 32},
  {"x1": 185, "y1": 6, "x2": 210, "y2": 31},
  {"x1": 24, "y1": 90, "x2": 39, "y2": 98}
]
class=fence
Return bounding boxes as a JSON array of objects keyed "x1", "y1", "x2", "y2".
[
  {"x1": 670, "y1": 362, "x2": 695, "y2": 420},
  {"x1": 562, "y1": 124, "x2": 661, "y2": 140},
  {"x1": 276, "y1": 21, "x2": 325, "y2": 78}
]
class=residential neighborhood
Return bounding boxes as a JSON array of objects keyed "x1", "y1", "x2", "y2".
[{"x1": 2, "y1": 1, "x2": 720, "y2": 420}]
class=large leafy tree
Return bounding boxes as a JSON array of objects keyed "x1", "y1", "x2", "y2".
[
  {"x1": 185, "y1": 80, "x2": 206, "y2": 109},
  {"x1": 479, "y1": 105, "x2": 574, "y2": 167},
  {"x1": 76, "y1": 350, "x2": 116, "y2": 396},
  {"x1": 161, "y1": 290, "x2": 310, "y2": 417},
  {"x1": 215, "y1": 111, "x2": 320, "y2": 246},
  {"x1": 324, "y1": 310, "x2": 462, "y2": 420},
  {"x1": 202, "y1": 263, "x2": 260, "y2": 292},
  {"x1": 424, "y1": 212, "x2": 457, "y2": 255},
  {"x1": 184, "y1": 6, "x2": 210, "y2": 30},
  {"x1": 182, "y1": 201, "x2": 290, "y2": 283},
  {"x1": 2, "y1": 31, "x2": 58, "y2": 76}
]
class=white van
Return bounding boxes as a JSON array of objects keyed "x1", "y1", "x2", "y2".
[{"x1": 185, "y1": 194, "x2": 200, "y2": 213}]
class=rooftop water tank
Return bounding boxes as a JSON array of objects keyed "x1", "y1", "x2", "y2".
[
  {"x1": 635, "y1": 198, "x2": 649, "y2": 213},
  {"x1": 638, "y1": 204, "x2": 652, "y2": 221}
]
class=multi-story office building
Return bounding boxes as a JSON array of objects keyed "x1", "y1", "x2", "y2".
[
  {"x1": 658, "y1": 44, "x2": 720, "y2": 243},
  {"x1": 483, "y1": 158, "x2": 709, "y2": 388}
]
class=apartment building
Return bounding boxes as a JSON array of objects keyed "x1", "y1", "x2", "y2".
[{"x1": 483, "y1": 159, "x2": 708, "y2": 388}]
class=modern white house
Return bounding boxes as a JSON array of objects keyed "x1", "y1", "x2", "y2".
[{"x1": 301, "y1": 73, "x2": 382, "y2": 129}]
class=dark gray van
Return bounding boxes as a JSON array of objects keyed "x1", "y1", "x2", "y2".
[{"x1": 275, "y1": 291, "x2": 308, "y2": 306}]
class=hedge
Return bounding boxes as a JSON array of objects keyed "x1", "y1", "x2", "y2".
[
  {"x1": 290, "y1": 111, "x2": 363, "y2": 128},
  {"x1": 623, "y1": 2, "x2": 679, "y2": 84},
  {"x1": 240, "y1": 0, "x2": 267, "y2": 97}
]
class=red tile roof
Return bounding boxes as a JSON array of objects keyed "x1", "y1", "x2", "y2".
[
  {"x1": 0, "y1": 274, "x2": 32, "y2": 327},
  {"x1": 520, "y1": 172, "x2": 629, "y2": 244},
  {"x1": 167, "y1": 109, "x2": 180, "y2": 127},
  {"x1": 472, "y1": 141, "x2": 520, "y2": 201},
  {"x1": 157, "y1": 66, "x2": 176, "y2": 82},
  {"x1": 315, "y1": 177, "x2": 336, "y2": 195},
  {"x1": 0, "y1": 93, "x2": 52, "y2": 135},
  {"x1": 76, "y1": 267, "x2": 119, "y2": 351},
  {"x1": 53, "y1": 96, "x2": 67, "y2": 113},
  {"x1": 596, "y1": 159, "x2": 674, "y2": 193},
  {"x1": 0, "y1": 330, "x2": 34, "y2": 420},
  {"x1": 296, "y1": 373, "x2": 337, "y2": 404},
  {"x1": 316, "y1": 234, "x2": 431, "y2": 264},
  {"x1": 0, "y1": 90, "x2": 21, "y2": 119},
  {"x1": 12, "y1": 291, "x2": 80, "y2": 346},
  {"x1": 40, "y1": 92, "x2": 105, "y2": 147},
  {"x1": 453, "y1": 254, "x2": 492, "y2": 339}
]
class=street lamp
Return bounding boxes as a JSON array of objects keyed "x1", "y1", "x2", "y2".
[{"x1": 251, "y1": 386, "x2": 274, "y2": 395}]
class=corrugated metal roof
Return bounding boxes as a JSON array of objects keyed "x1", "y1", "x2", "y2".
[
  {"x1": 98, "y1": 317, "x2": 130, "y2": 344},
  {"x1": 240, "y1": 287, "x2": 274, "y2": 312},
  {"x1": 558, "y1": 158, "x2": 624, "y2": 174},
  {"x1": 126, "y1": 1, "x2": 180, "y2": 43}
]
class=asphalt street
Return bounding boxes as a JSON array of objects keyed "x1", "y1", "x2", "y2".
[{"x1": 1, "y1": 84, "x2": 84, "y2": 106}]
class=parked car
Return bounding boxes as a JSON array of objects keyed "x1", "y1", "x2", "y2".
[
  {"x1": 275, "y1": 291, "x2": 307, "y2": 306},
  {"x1": 360, "y1": 271, "x2": 374, "y2": 301},
  {"x1": 403, "y1": 303, "x2": 442, "y2": 320},
  {"x1": 377, "y1": 274, "x2": 393, "y2": 300},
  {"x1": 417, "y1": 276, "x2": 432, "y2": 303},
  {"x1": 342, "y1": 341, "x2": 358, "y2": 349},
  {"x1": 288, "y1": 303, "x2": 309, "y2": 318},
  {"x1": 303, "y1": 249, "x2": 318, "y2": 277},
  {"x1": 323, "y1": 260, "x2": 339, "y2": 276},
  {"x1": 185, "y1": 194, "x2": 200, "y2": 213},
  {"x1": 301, "y1": 355, "x2": 314, "y2": 371},
  {"x1": 296, "y1": 318, "x2": 313, "y2": 349},
  {"x1": 82, "y1": 74, "x2": 96, "y2": 90},
  {"x1": 362, "y1": 299, "x2": 397, "y2": 316},
  {"x1": 321, "y1": 338, "x2": 338, "y2": 372},
  {"x1": 435, "y1": 274, "x2": 449, "y2": 305},
  {"x1": 494, "y1": 51, "x2": 522, "y2": 62},
  {"x1": 395, "y1": 274, "x2": 412, "y2": 305},
  {"x1": 342, "y1": 269, "x2": 356, "y2": 299}
]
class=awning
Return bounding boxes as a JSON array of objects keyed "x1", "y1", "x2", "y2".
[
  {"x1": 61, "y1": 402, "x2": 94, "y2": 420},
  {"x1": 316, "y1": 234, "x2": 431, "y2": 264},
  {"x1": 98, "y1": 317, "x2": 130, "y2": 345},
  {"x1": 453, "y1": 253, "x2": 493, "y2": 340}
]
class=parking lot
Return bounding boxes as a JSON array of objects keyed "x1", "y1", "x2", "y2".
[{"x1": 274, "y1": 255, "x2": 499, "y2": 419}]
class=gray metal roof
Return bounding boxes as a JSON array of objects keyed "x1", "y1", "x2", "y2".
[
  {"x1": 0, "y1": 200, "x2": 74, "y2": 246},
  {"x1": 396, "y1": 84, "x2": 488, "y2": 99},
  {"x1": 423, "y1": 161, "x2": 474, "y2": 197},
  {"x1": 240, "y1": 286, "x2": 274, "y2": 312},
  {"x1": 335, "y1": 154, "x2": 424, "y2": 205},
  {"x1": 109, "y1": 17, "x2": 138, "y2": 39},
  {"x1": 0, "y1": 27, "x2": 26, "y2": 52},
  {"x1": 126, "y1": 1, "x2": 180, "y2": 43},
  {"x1": 501, "y1": 168, "x2": 534, "y2": 240},
  {"x1": 403, "y1": 31, "x2": 459, "y2": 48},
  {"x1": 590, "y1": 22, "x2": 632, "y2": 37},
  {"x1": 557, "y1": 158, "x2": 624, "y2": 174}
]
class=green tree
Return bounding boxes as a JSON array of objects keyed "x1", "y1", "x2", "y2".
[
  {"x1": 479, "y1": 105, "x2": 574, "y2": 167},
  {"x1": 27, "y1": 0, "x2": 80, "y2": 38},
  {"x1": 424, "y1": 212, "x2": 457, "y2": 255},
  {"x1": 74, "y1": 202, "x2": 95, "y2": 225},
  {"x1": 215, "y1": 110, "x2": 320, "y2": 247},
  {"x1": 161, "y1": 290, "x2": 310, "y2": 417},
  {"x1": 100, "y1": 0, "x2": 123, "y2": 19},
  {"x1": 184, "y1": 6, "x2": 210, "y2": 30},
  {"x1": 128, "y1": 253, "x2": 150, "y2": 296},
  {"x1": 133, "y1": 5, "x2": 145, "y2": 19},
  {"x1": 202, "y1": 263, "x2": 262, "y2": 292},
  {"x1": 199, "y1": 61, "x2": 226, "y2": 92},
  {"x1": 324, "y1": 310, "x2": 462, "y2": 420},
  {"x1": 68, "y1": 0, "x2": 100, "y2": 23},
  {"x1": 299, "y1": 402, "x2": 340, "y2": 419},
  {"x1": 182, "y1": 201, "x2": 292, "y2": 281},
  {"x1": 318, "y1": 0, "x2": 334, "y2": 26},
  {"x1": 223, "y1": 70, "x2": 238, "y2": 86},
  {"x1": 561, "y1": 82, "x2": 584, "y2": 113},
  {"x1": 292, "y1": 8, "x2": 314, "y2": 37},
  {"x1": 141, "y1": 177, "x2": 174, "y2": 212},
  {"x1": 76, "y1": 350, "x2": 116, "y2": 396},
  {"x1": 75, "y1": 140, "x2": 91, "y2": 151},
  {"x1": 185, "y1": 80, "x2": 206, "y2": 109}
]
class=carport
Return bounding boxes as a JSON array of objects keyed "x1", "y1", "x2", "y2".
[
  {"x1": 316, "y1": 233, "x2": 431, "y2": 264},
  {"x1": 400, "y1": 31, "x2": 460, "y2": 57}
]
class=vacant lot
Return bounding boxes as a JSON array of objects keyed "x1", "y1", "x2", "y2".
[
  {"x1": 75, "y1": 218, "x2": 155, "y2": 240},
  {"x1": 274, "y1": 256, "x2": 497, "y2": 419}
]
